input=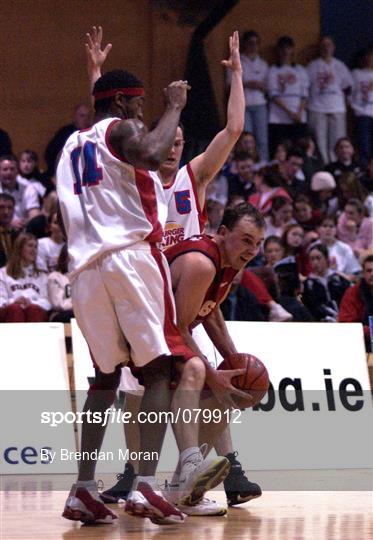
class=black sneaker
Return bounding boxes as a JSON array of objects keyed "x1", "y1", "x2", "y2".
[
  {"x1": 99, "y1": 463, "x2": 136, "y2": 504},
  {"x1": 223, "y1": 452, "x2": 262, "y2": 506}
]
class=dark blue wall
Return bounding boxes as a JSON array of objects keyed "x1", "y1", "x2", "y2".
[{"x1": 320, "y1": 0, "x2": 373, "y2": 67}]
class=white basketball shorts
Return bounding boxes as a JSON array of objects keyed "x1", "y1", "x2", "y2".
[
  {"x1": 71, "y1": 242, "x2": 194, "y2": 374},
  {"x1": 119, "y1": 322, "x2": 220, "y2": 395}
]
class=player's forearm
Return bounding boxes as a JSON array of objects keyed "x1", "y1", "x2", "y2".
[
  {"x1": 140, "y1": 105, "x2": 183, "y2": 169},
  {"x1": 88, "y1": 66, "x2": 102, "y2": 93},
  {"x1": 226, "y1": 70, "x2": 245, "y2": 136},
  {"x1": 203, "y1": 308, "x2": 237, "y2": 358}
]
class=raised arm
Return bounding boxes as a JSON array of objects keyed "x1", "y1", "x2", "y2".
[
  {"x1": 189, "y1": 31, "x2": 244, "y2": 190},
  {"x1": 85, "y1": 26, "x2": 112, "y2": 93},
  {"x1": 109, "y1": 80, "x2": 190, "y2": 169}
]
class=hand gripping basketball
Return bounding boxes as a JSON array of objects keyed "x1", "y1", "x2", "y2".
[{"x1": 219, "y1": 353, "x2": 269, "y2": 409}]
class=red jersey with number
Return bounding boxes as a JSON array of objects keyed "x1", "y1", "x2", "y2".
[
  {"x1": 165, "y1": 234, "x2": 238, "y2": 327},
  {"x1": 162, "y1": 163, "x2": 207, "y2": 249},
  {"x1": 57, "y1": 118, "x2": 166, "y2": 279}
]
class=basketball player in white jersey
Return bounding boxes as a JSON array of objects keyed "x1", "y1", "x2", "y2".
[
  {"x1": 86, "y1": 28, "x2": 262, "y2": 513},
  {"x1": 58, "y1": 69, "x2": 234, "y2": 525}
]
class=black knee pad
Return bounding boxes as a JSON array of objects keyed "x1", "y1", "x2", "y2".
[{"x1": 88, "y1": 364, "x2": 121, "y2": 394}]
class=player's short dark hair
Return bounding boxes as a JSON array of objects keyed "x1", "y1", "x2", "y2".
[
  {"x1": 0, "y1": 192, "x2": 15, "y2": 206},
  {"x1": 220, "y1": 202, "x2": 265, "y2": 231},
  {"x1": 93, "y1": 69, "x2": 144, "y2": 112}
]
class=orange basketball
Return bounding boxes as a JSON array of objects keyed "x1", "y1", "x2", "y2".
[{"x1": 218, "y1": 353, "x2": 269, "y2": 408}]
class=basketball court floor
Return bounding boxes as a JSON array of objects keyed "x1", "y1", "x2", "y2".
[{"x1": 2, "y1": 471, "x2": 372, "y2": 540}]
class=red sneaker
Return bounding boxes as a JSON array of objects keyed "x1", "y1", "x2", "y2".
[
  {"x1": 126, "y1": 481, "x2": 185, "y2": 525},
  {"x1": 62, "y1": 485, "x2": 117, "y2": 524}
]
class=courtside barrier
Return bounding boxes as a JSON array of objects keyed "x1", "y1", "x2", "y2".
[{"x1": 1, "y1": 321, "x2": 372, "y2": 474}]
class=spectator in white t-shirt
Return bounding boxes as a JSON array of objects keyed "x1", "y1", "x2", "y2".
[
  {"x1": 227, "y1": 31, "x2": 269, "y2": 162},
  {"x1": 48, "y1": 244, "x2": 74, "y2": 323},
  {"x1": 350, "y1": 46, "x2": 373, "y2": 167},
  {"x1": 267, "y1": 36, "x2": 309, "y2": 158},
  {"x1": 307, "y1": 36, "x2": 352, "y2": 164},
  {"x1": 317, "y1": 215, "x2": 361, "y2": 280},
  {"x1": 36, "y1": 211, "x2": 65, "y2": 272},
  {"x1": 0, "y1": 155, "x2": 41, "y2": 231}
]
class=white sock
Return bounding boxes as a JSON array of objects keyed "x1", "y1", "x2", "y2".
[
  {"x1": 76, "y1": 479, "x2": 96, "y2": 487},
  {"x1": 180, "y1": 447, "x2": 200, "y2": 464},
  {"x1": 170, "y1": 471, "x2": 180, "y2": 485},
  {"x1": 135, "y1": 475, "x2": 156, "y2": 488}
]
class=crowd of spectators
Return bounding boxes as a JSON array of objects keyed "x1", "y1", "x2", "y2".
[
  {"x1": 216, "y1": 31, "x2": 373, "y2": 350},
  {"x1": 0, "y1": 30, "x2": 372, "y2": 351}
]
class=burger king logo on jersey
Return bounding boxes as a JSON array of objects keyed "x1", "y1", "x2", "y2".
[{"x1": 162, "y1": 222, "x2": 185, "y2": 249}]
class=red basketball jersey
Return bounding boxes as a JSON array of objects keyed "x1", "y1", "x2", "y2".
[{"x1": 165, "y1": 234, "x2": 238, "y2": 326}]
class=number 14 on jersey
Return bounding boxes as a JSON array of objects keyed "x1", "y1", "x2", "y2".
[{"x1": 71, "y1": 142, "x2": 103, "y2": 195}]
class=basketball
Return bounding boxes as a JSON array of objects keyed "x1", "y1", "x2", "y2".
[{"x1": 219, "y1": 353, "x2": 269, "y2": 408}]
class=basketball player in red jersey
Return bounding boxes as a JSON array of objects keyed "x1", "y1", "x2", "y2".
[
  {"x1": 58, "y1": 65, "x2": 237, "y2": 525},
  {"x1": 106, "y1": 204, "x2": 265, "y2": 517},
  {"x1": 161, "y1": 203, "x2": 266, "y2": 512}
]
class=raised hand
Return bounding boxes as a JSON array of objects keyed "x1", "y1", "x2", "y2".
[
  {"x1": 85, "y1": 25, "x2": 112, "y2": 72},
  {"x1": 163, "y1": 80, "x2": 191, "y2": 110},
  {"x1": 221, "y1": 30, "x2": 242, "y2": 73}
]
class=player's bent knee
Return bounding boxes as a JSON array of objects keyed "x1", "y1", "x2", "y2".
[
  {"x1": 180, "y1": 356, "x2": 206, "y2": 387},
  {"x1": 88, "y1": 364, "x2": 121, "y2": 401}
]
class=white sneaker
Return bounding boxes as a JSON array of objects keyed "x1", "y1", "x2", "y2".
[
  {"x1": 269, "y1": 303, "x2": 293, "y2": 322},
  {"x1": 125, "y1": 481, "x2": 185, "y2": 525},
  {"x1": 177, "y1": 497, "x2": 227, "y2": 516},
  {"x1": 178, "y1": 452, "x2": 230, "y2": 506}
]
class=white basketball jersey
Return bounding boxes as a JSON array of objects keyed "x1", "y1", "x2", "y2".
[
  {"x1": 162, "y1": 163, "x2": 207, "y2": 249},
  {"x1": 57, "y1": 117, "x2": 167, "y2": 279}
]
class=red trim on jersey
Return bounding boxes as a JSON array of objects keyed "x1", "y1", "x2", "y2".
[
  {"x1": 105, "y1": 119, "x2": 129, "y2": 163},
  {"x1": 134, "y1": 169, "x2": 163, "y2": 243},
  {"x1": 186, "y1": 163, "x2": 208, "y2": 233},
  {"x1": 93, "y1": 87, "x2": 144, "y2": 100},
  {"x1": 162, "y1": 174, "x2": 177, "y2": 190},
  {"x1": 150, "y1": 245, "x2": 195, "y2": 361}
]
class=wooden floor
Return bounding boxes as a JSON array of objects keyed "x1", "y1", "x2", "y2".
[{"x1": 1, "y1": 483, "x2": 372, "y2": 540}]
